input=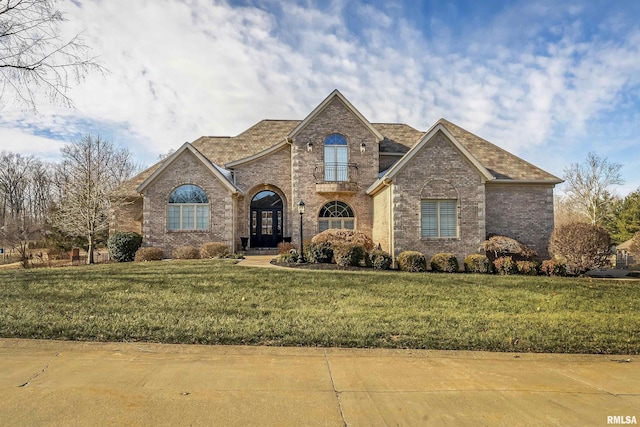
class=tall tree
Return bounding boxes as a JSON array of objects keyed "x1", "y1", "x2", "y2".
[
  {"x1": 606, "y1": 189, "x2": 640, "y2": 244},
  {"x1": 53, "y1": 135, "x2": 135, "y2": 264},
  {"x1": 562, "y1": 152, "x2": 624, "y2": 226},
  {"x1": 0, "y1": 0, "x2": 102, "y2": 109},
  {"x1": 0, "y1": 152, "x2": 52, "y2": 267}
]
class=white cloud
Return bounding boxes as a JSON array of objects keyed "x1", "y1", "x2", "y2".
[{"x1": 2, "y1": 0, "x2": 640, "y2": 191}]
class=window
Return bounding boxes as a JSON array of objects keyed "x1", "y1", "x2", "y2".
[
  {"x1": 167, "y1": 185, "x2": 209, "y2": 231},
  {"x1": 324, "y1": 134, "x2": 348, "y2": 182},
  {"x1": 318, "y1": 201, "x2": 355, "y2": 232},
  {"x1": 421, "y1": 200, "x2": 457, "y2": 238}
]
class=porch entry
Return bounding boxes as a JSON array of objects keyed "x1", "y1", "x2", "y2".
[{"x1": 250, "y1": 190, "x2": 283, "y2": 248}]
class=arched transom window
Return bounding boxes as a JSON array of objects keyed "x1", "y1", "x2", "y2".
[
  {"x1": 324, "y1": 134, "x2": 348, "y2": 182},
  {"x1": 167, "y1": 185, "x2": 209, "y2": 231},
  {"x1": 318, "y1": 201, "x2": 354, "y2": 232}
]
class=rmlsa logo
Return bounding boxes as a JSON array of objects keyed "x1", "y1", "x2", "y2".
[{"x1": 608, "y1": 416, "x2": 637, "y2": 425}]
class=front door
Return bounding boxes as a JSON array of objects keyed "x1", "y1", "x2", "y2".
[{"x1": 250, "y1": 191, "x2": 283, "y2": 248}]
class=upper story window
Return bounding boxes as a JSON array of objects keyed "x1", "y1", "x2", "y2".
[
  {"x1": 167, "y1": 185, "x2": 209, "y2": 231},
  {"x1": 324, "y1": 134, "x2": 348, "y2": 182},
  {"x1": 318, "y1": 200, "x2": 355, "y2": 232}
]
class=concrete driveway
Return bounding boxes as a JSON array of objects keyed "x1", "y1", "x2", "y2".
[{"x1": 1, "y1": 339, "x2": 638, "y2": 426}]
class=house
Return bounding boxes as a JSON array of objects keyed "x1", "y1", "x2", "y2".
[
  {"x1": 112, "y1": 90, "x2": 562, "y2": 261},
  {"x1": 615, "y1": 239, "x2": 636, "y2": 269}
]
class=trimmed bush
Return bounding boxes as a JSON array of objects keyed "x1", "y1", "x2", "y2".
[
  {"x1": 134, "y1": 247, "x2": 164, "y2": 262},
  {"x1": 276, "y1": 250, "x2": 298, "y2": 263},
  {"x1": 480, "y1": 234, "x2": 537, "y2": 260},
  {"x1": 493, "y1": 256, "x2": 517, "y2": 275},
  {"x1": 397, "y1": 251, "x2": 427, "y2": 272},
  {"x1": 277, "y1": 242, "x2": 296, "y2": 255},
  {"x1": 200, "y1": 242, "x2": 230, "y2": 259},
  {"x1": 311, "y1": 229, "x2": 375, "y2": 251},
  {"x1": 369, "y1": 249, "x2": 392, "y2": 270},
  {"x1": 516, "y1": 260, "x2": 539, "y2": 276},
  {"x1": 430, "y1": 253, "x2": 459, "y2": 273},
  {"x1": 540, "y1": 259, "x2": 567, "y2": 277},
  {"x1": 173, "y1": 245, "x2": 200, "y2": 260},
  {"x1": 333, "y1": 244, "x2": 365, "y2": 267},
  {"x1": 549, "y1": 222, "x2": 612, "y2": 275},
  {"x1": 306, "y1": 242, "x2": 334, "y2": 263},
  {"x1": 464, "y1": 254, "x2": 492, "y2": 274},
  {"x1": 107, "y1": 232, "x2": 143, "y2": 262}
]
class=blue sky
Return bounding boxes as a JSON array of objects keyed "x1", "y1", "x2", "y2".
[{"x1": 1, "y1": 0, "x2": 639, "y2": 195}]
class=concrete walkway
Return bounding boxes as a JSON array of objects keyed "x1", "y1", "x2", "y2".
[
  {"x1": 236, "y1": 254, "x2": 281, "y2": 269},
  {"x1": 1, "y1": 339, "x2": 638, "y2": 426}
]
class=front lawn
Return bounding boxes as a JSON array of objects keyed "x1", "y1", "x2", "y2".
[{"x1": 0, "y1": 260, "x2": 638, "y2": 354}]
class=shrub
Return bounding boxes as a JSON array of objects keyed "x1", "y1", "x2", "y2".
[
  {"x1": 464, "y1": 254, "x2": 492, "y2": 274},
  {"x1": 305, "y1": 242, "x2": 334, "y2": 263},
  {"x1": 107, "y1": 232, "x2": 143, "y2": 262},
  {"x1": 276, "y1": 250, "x2": 298, "y2": 263},
  {"x1": 134, "y1": 247, "x2": 164, "y2": 262},
  {"x1": 549, "y1": 222, "x2": 612, "y2": 275},
  {"x1": 369, "y1": 249, "x2": 392, "y2": 270},
  {"x1": 540, "y1": 259, "x2": 567, "y2": 276},
  {"x1": 311, "y1": 229, "x2": 375, "y2": 251},
  {"x1": 173, "y1": 245, "x2": 200, "y2": 260},
  {"x1": 397, "y1": 251, "x2": 427, "y2": 272},
  {"x1": 277, "y1": 242, "x2": 296, "y2": 255},
  {"x1": 480, "y1": 235, "x2": 537, "y2": 260},
  {"x1": 46, "y1": 247, "x2": 68, "y2": 261},
  {"x1": 333, "y1": 244, "x2": 365, "y2": 267},
  {"x1": 200, "y1": 242, "x2": 230, "y2": 259},
  {"x1": 493, "y1": 256, "x2": 517, "y2": 275},
  {"x1": 430, "y1": 253, "x2": 459, "y2": 273},
  {"x1": 516, "y1": 260, "x2": 539, "y2": 276}
]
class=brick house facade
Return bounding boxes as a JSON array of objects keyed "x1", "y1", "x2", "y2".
[{"x1": 113, "y1": 90, "x2": 561, "y2": 261}]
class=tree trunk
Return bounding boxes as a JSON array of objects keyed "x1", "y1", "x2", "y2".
[{"x1": 87, "y1": 234, "x2": 95, "y2": 264}]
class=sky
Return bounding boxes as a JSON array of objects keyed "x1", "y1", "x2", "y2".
[{"x1": 1, "y1": 0, "x2": 640, "y2": 195}]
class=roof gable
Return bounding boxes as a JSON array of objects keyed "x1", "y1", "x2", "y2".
[
  {"x1": 367, "y1": 119, "x2": 562, "y2": 195},
  {"x1": 136, "y1": 143, "x2": 242, "y2": 195},
  {"x1": 287, "y1": 90, "x2": 384, "y2": 142}
]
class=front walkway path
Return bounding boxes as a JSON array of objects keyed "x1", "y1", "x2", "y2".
[
  {"x1": 1, "y1": 339, "x2": 638, "y2": 426},
  {"x1": 236, "y1": 254, "x2": 283, "y2": 269}
]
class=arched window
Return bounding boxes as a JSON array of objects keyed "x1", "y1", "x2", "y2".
[
  {"x1": 318, "y1": 201, "x2": 355, "y2": 232},
  {"x1": 167, "y1": 185, "x2": 209, "y2": 231},
  {"x1": 324, "y1": 134, "x2": 348, "y2": 182}
]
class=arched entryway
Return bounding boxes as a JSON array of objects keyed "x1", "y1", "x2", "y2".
[{"x1": 250, "y1": 190, "x2": 283, "y2": 248}]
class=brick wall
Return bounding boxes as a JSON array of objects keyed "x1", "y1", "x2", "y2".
[
  {"x1": 110, "y1": 197, "x2": 143, "y2": 235},
  {"x1": 232, "y1": 145, "x2": 292, "y2": 250},
  {"x1": 485, "y1": 184, "x2": 555, "y2": 259},
  {"x1": 372, "y1": 185, "x2": 391, "y2": 252},
  {"x1": 141, "y1": 150, "x2": 235, "y2": 257},
  {"x1": 290, "y1": 97, "x2": 380, "y2": 245},
  {"x1": 391, "y1": 131, "x2": 486, "y2": 263}
]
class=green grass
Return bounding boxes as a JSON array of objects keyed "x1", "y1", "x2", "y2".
[{"x1": 1, "y1": 260, "x2": 639, "y2": 354}]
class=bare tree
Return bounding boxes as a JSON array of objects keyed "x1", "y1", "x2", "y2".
[
  {"x1": 0, "y1": 151, "x2": 52, "y2": 267},
  {"x1": 562, "y1": 152, "x2": 624, "y2": 226},
  {"x1": 53, "y1": 135, "x2": 135, "y2": 264},
  {"x1": 0, "y1": 0, "x2": 103, "y2": 109}
]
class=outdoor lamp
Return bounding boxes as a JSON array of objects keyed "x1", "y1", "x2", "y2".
[
  {"x1": 298, "y1": 200, "x2": 306, "y2": 263},
  {"x1": 360, "y1": 142, "x2": 366, "y2": 153},
  {"x1": 307, "y1": 141, "x2": 313, "y2": 152}
]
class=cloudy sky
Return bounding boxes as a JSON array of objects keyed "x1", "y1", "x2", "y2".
[{"x1": 1, "y1": 0, "x2": 640, "y2": 195}]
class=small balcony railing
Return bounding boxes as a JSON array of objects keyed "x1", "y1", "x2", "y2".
[
  {"x1": 314, "y1": 163, "x2": 358, "y2": 183},
  {"x1": 313, "y1": 163, "x2": 359, "y2": 193}
]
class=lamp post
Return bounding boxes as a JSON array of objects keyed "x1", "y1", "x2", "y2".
[{"x1": 297, "y1": 200, "x2": 306, "y2": 263}]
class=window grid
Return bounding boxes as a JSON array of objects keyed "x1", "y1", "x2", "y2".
[
  {"x1": 167, "y1": 185, "x2": 209, "y2": 231},
  {"x1": 318, "y1": 201, "x2": 355, "y2": 232}
]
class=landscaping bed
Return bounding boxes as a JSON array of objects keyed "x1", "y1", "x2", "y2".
[{"x1": 0, "y1": 259, "x2": 638, "y2": 354}]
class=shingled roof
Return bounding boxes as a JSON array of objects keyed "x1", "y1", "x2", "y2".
[
  {"x1": 116, "y1": 116, "x2": 559, "y2": 199},
  {"x1": 438, "y1": 119, "x2": 561, "y2": 182}
]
